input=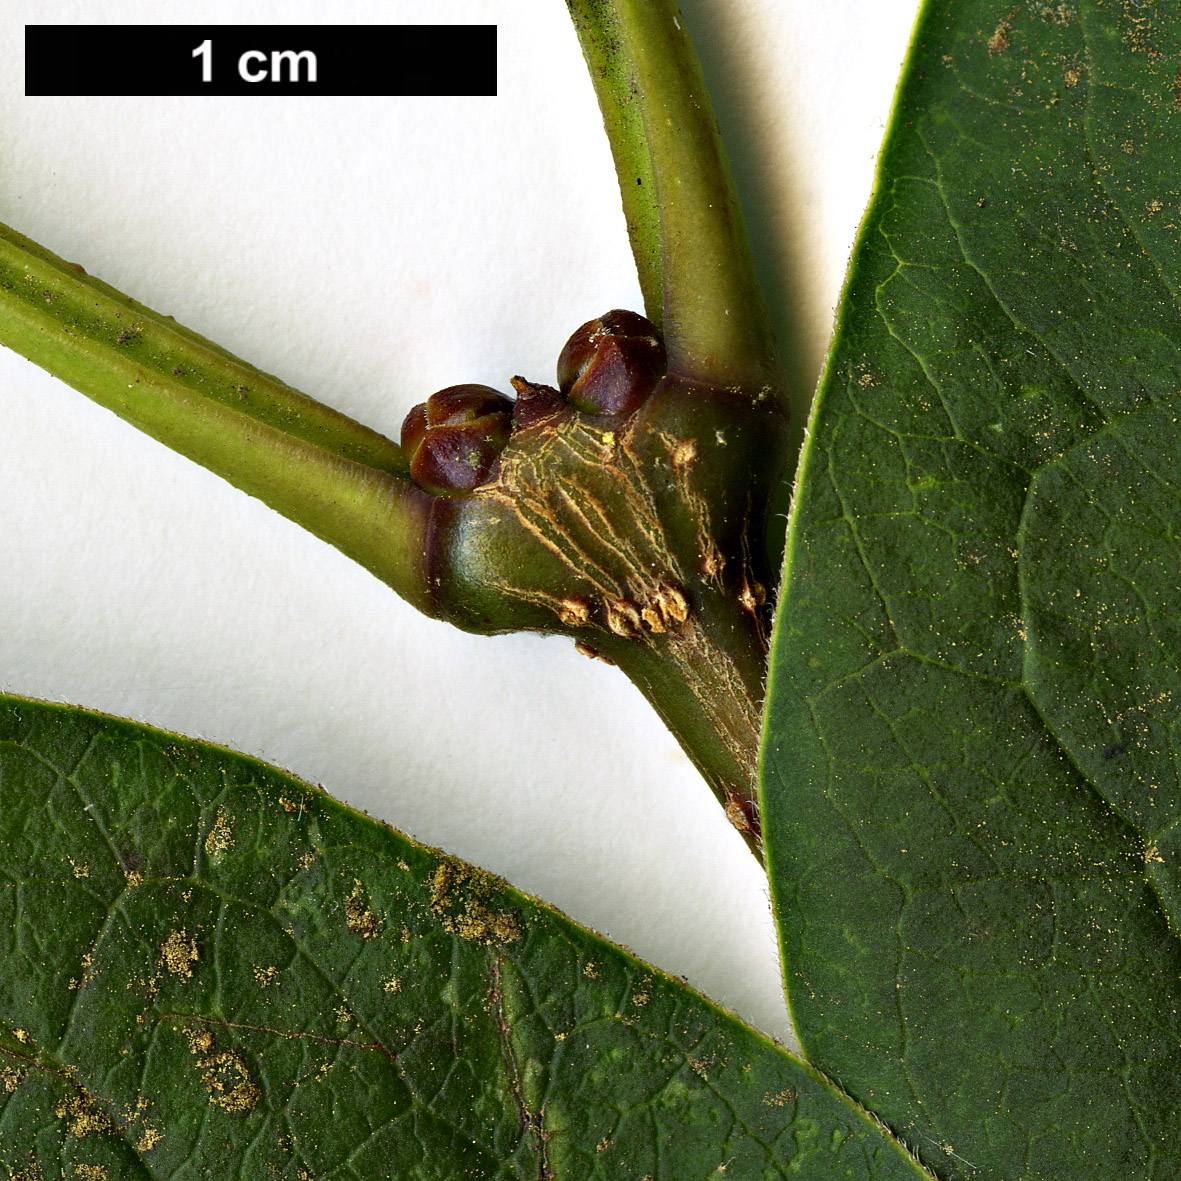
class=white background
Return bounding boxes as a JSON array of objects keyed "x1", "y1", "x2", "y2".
[{"x1": 0, "y1": 0, "x2": 920, "y2": 1046}]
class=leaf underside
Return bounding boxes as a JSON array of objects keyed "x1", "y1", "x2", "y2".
[
  {"x1": 762, "y1": 1, "x2": 1181, "y2": 1178},
  {"x1": 0, "y1": 695, "x2": 928, "y2": 1180}
]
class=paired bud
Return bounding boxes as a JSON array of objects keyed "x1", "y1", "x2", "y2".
[
  {"x1": 401, "y1": 384, "x2": 513, "y2": 495},
  {"x1": 557, "y1": 309, "x2": 667, "y2": 416},
  {"x1": 401, "y1": 310, "x2": 665, "y2": 493}
]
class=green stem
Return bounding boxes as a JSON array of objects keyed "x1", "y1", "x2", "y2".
[
  {"x1": 566, "y1": 2, "x2": 663, "y2": 327},
  {"x1": 0, "y1": 0, "x2": 792, "y2": 854},
  {"x1": 0, "y1": 216, "x2": 780, "y2": 857},
  {"x1": 567, "y1": 0, "x2": 784, "y2": 399},
  {"x1": 0, "y1": 221, "x2": 436, "y2": 615}
]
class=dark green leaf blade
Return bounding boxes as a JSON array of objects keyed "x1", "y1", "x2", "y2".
[
  {"x1": 1022, "y1": 399, "x2": 1181, "y2": 899},
  {"x1": 1019, "y1": 2, "x2": 1181, "y2": 926},
  {"x1": 761, "y1": 1, "x2": 1181, "y2": 1178},
  {"x1": 0, "y1": 695, "x2": 929, "y2": 1181}
]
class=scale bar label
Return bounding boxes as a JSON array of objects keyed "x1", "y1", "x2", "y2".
[{"x1": 25, "y1": 25, "x2": 497, "y2": 96}]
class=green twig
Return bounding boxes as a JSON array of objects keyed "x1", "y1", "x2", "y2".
[
  {"x1": 567, "y1": 0, "x2": 784, "y2": 400},
  {"x1": 0, "y1": 222, "x2": 437, "y2": 615}
]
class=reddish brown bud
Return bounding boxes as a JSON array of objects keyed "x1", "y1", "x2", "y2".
[
  {"x1": 400, "y1": 402, "x2": 429, "y2": 460},
  {"x1": 557, "y1": 309, "x2": 667, "y2": 416},
  {"x1": 509, "y1": 376, "x2": 564, "y2": 428},
  {"x1": 401, "y1": 384, "x2": 513, "y2": 495},
  {"x1": 426, "y1": 384, "x2": 514, "y2": 427}
]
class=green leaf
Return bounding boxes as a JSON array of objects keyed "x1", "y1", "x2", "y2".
[
  {"x1": 762, "y1": 0, "x2": 1181, "y2": 1177},
  {"x1": 0, "y1": 694, "x2": 929, "y2": 1180}
]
